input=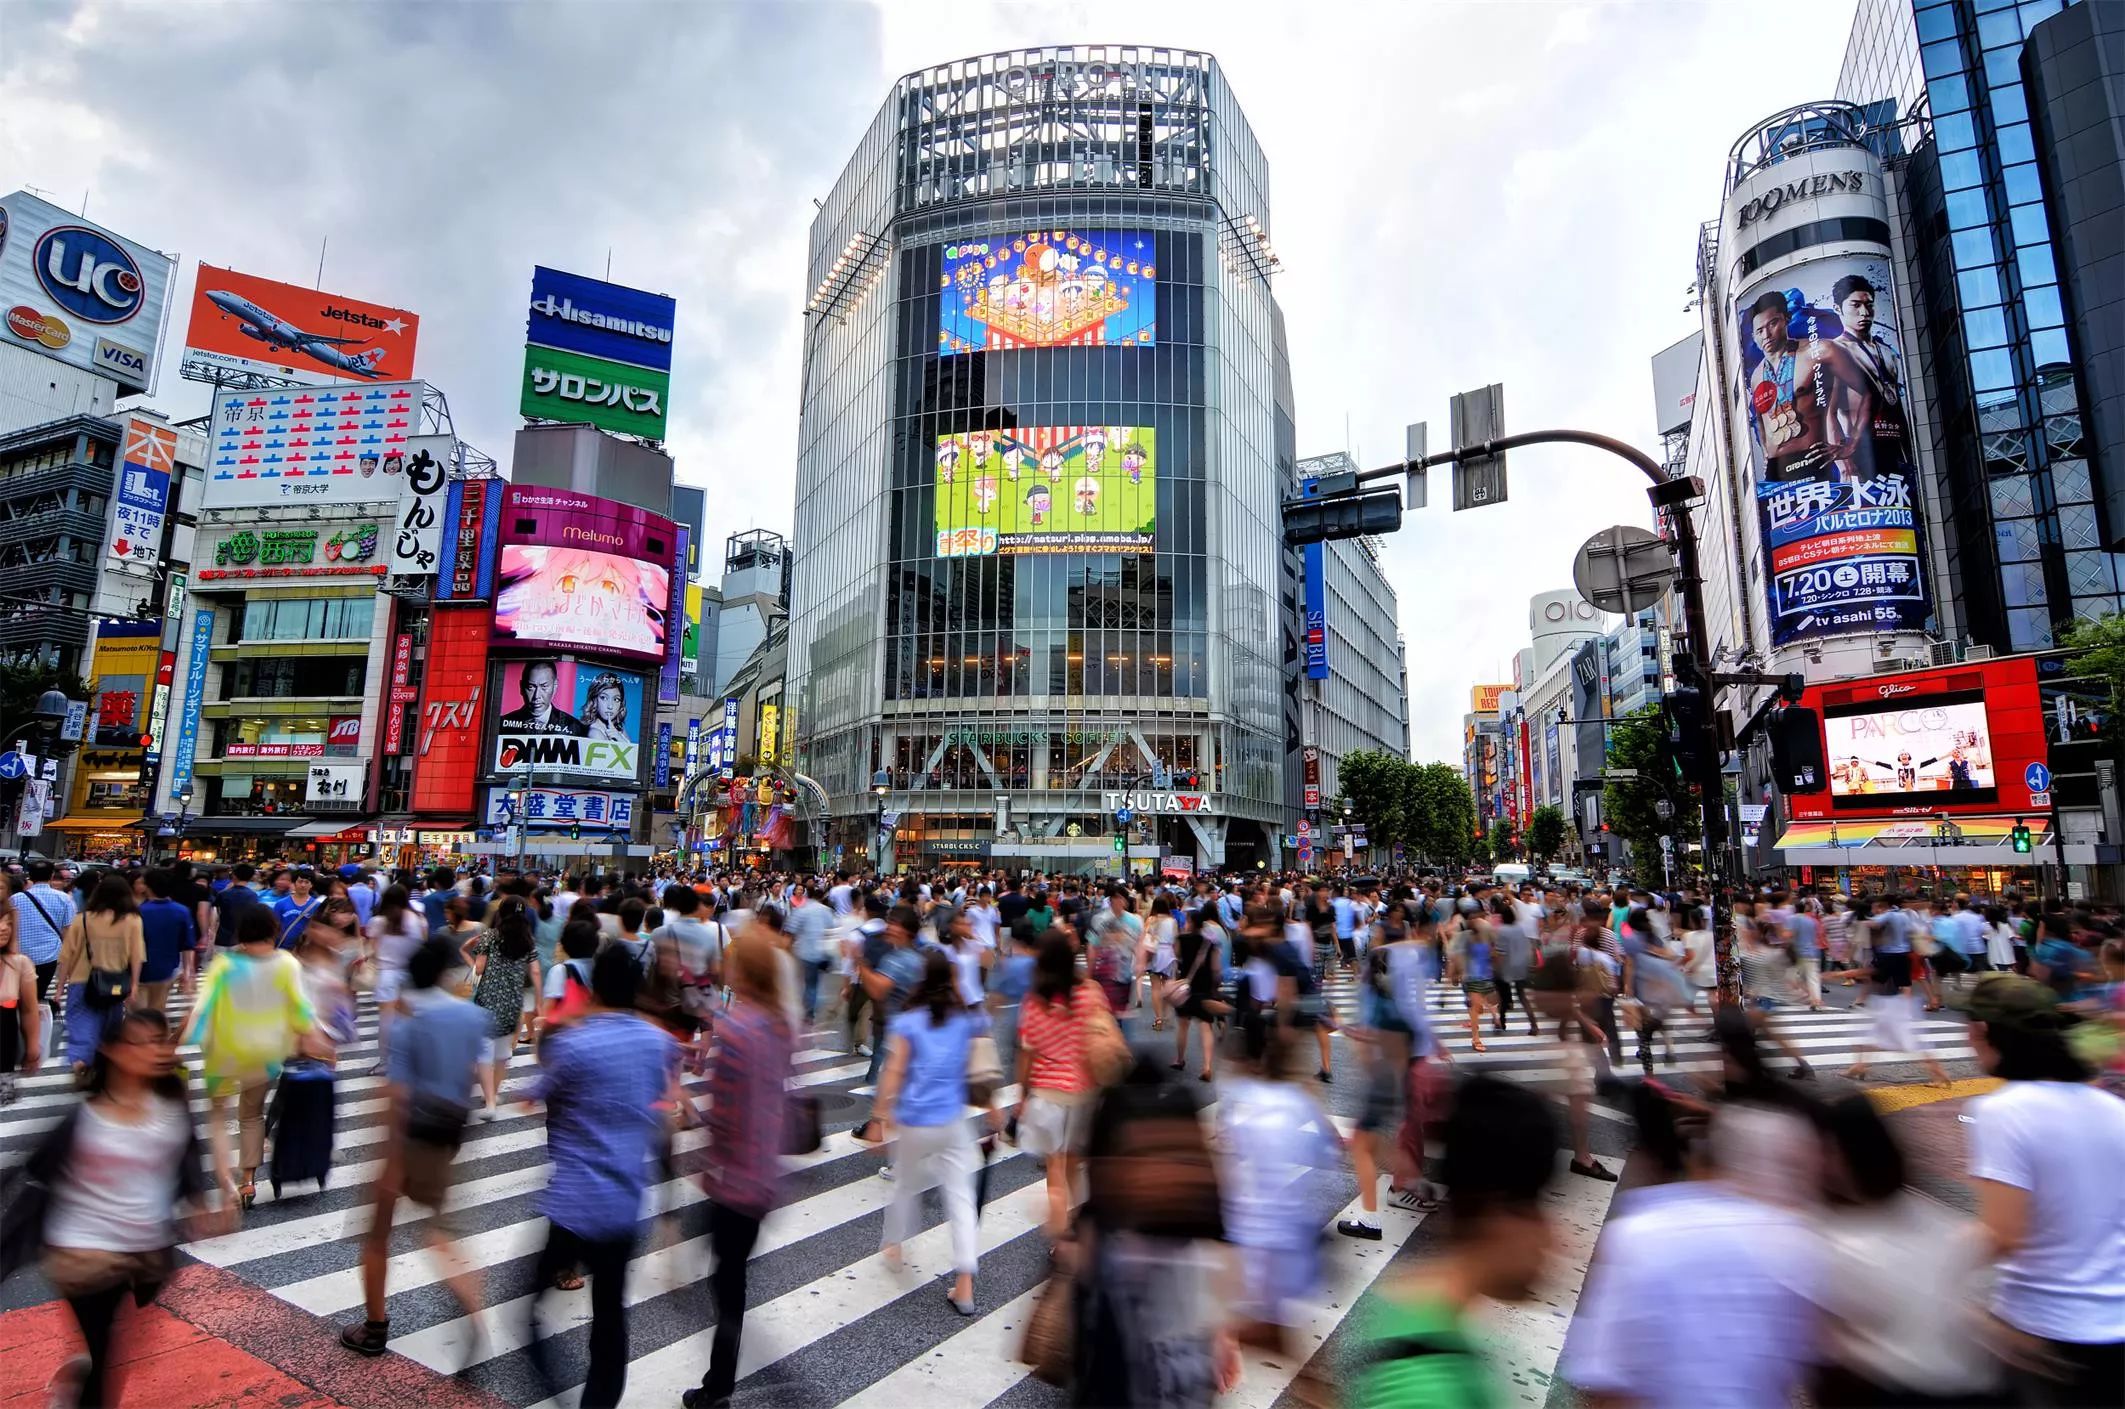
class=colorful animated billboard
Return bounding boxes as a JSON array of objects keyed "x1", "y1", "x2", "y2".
[
  {"x1": 934, "y1": 425, "x2": 1155, "y2": 557},
  {"x1": 938, "y1": 230, "x2": 1154, "y2": 355}
]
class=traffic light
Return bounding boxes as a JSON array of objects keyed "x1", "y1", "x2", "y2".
[
  {"x1": 2011, "y1": 820, "x2": 2032, "y2": 853},
  {"x1": 1281, "y1": 489, "x2": 1403, "y2": 546},
  {"x1": 570, "y1": 821, "x2": 582, "y2": 842},
  {"x1": 1662, "y1": 683, "x2": 1720, "y2": 788}
]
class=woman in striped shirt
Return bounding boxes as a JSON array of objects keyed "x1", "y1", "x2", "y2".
[{"x1": 1015, "y1": 933, "x2": 1101, "y2": 1238}]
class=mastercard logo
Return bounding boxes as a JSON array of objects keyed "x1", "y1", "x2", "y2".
[{"x1": 5, "y1": 305, "x2": 70, "y2": 350}]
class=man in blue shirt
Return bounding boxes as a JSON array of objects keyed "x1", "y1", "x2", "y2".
[
  {"x1": 11, "y1": 860, "x2": 75, "y2": 1059},
  {"x1": 137, "y1": 868, "x2": 197, "y2": 1016},
  {"x1": 340, "y1": 864, "x2": 377, "y2": 927},
  {"x1": 210, "y1": 863, "x2": 262, "y2": 948},
  {"x1": 522, "y1": 944, "x2": 677, "y2": 1406},
  {"x1": 272, "y1": 869, "x2": 321, "y2": 950},
  {"x1": 853, "y1": 903, "x2": 926, "y2": 1143},
  {"x1": 1331, "y1": 883, "x2": 1359, "y2": 969},
  {"x1": 341, "y1": 937, "x2": 488, "y2": 1361}
]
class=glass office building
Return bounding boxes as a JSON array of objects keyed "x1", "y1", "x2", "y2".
[
  {"x1": 785, "y1": 47, "x2": 1296, "y2": 870},
  {"x1": 1838, "y1": 0, "x2": 2120, "y2": 650}
]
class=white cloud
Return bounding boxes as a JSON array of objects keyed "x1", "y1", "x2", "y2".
[{"x1": 0, "y1": 0, "x2": 1856, "y2": 763}]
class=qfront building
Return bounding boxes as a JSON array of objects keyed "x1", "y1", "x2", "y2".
[{"x1": 785, "y1": 47, "x2": 1301, "y2": 872}]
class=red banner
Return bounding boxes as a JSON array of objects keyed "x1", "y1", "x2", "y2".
[{"x1": 410, "y1": 606, "x2": 492, "y2": 814}]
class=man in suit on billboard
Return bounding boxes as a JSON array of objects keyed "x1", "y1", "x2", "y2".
[{"x1": 498, "y1": 659, "x2": 586, "y2": 736}]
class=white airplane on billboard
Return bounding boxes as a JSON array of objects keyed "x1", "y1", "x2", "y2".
[{"x1": 203, "y1": 289, "x2": 390, "y2": 378}]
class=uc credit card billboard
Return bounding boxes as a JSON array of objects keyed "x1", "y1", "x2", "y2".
[
  {"x1": 520, "y1": 266, "x2": 675, "y2": 440},
  {"x1": 0, "y1": 190, "x2": 176, "y2": 395},
  {"x1": 183, "y1": 264, "x2": 420, "y2": 386}
]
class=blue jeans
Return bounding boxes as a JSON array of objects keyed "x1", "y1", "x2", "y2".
[
  {"x1": 801, "y1": 958, "x2": 832, "y2": 1022},
  {"x1": 63, "y1": 984, "x2": 124, "y2": 1068}
]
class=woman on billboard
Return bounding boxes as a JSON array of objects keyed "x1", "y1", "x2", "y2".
[{"x1": 581, "y1": 673, "x2": 634, "y2": 746}]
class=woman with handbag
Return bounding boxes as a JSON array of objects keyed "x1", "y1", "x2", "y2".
[
  {"x1": 1017, "y1": 934, "x2": 1105, "y2": 1237},
  {"x1": 466, "y1": 896, "x2": 541, "y2": 1121},
  {"x1": 55, "y1": 876, "x2": 145, "y2": 1081},
  {"x1": 1, "y1": 1009, "x2": 231, "y2": 1409},
  {"x1": 1138, "y1": 894, "x2": 1180, "y2": 1031},
  {"x1": 876, "y1": 949, "x2": 998, "y2": 1315},
  {"x1": 1166, "y1": 907, "x2": 1229, "y2": 1082}
]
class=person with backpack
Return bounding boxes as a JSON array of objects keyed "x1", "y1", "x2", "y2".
[
  {"x1": 185, "y1": 904, "x2": 315, "y2": 1209},
  {"x1": 541, "y1": 921, "x2": 602, "y2": 1032},
  {"x1": 339, "y1": 936, "x2": 487, "y2": 1361},
  {"x1": 209, "y1": 862, "x2": 262, "y2": 949},
  {"x1": 54, "y1": 877, "x2": 146, "y2": 1080}
]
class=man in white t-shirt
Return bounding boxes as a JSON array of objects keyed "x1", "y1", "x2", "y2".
[{"x1": 1964, "y1": 976, "x2": 2125, "y2": 1396}]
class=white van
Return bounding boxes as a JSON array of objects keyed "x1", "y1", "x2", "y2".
[{"x1": 1492, "y1": 863, "x2": 1532, "y2": 888}]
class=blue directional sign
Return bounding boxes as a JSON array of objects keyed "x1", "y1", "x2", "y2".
[
  {"x1": 0, "y1": 751, "x2": 25, "y2": 781},
  {"x1": 2024, "y1": 761, "x2": 2052, "y2": 795},
  {"x1": 1114, "y1": 806, "x2": 1133, "y2": 825}
]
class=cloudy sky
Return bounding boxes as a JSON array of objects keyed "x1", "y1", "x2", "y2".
[{"x1": 2, "y1": 0, "x2": 1854, "y2": 761}]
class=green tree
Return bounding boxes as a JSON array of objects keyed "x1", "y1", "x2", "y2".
[
  {"x1": 0, "y1": 660, "x2": 89, "y2": 744},
  {"x1": 1487, "y1": 817, "x2": 1517, "y2": 862},
  {"x1": 1603, "y1": 703, "x2": 1700, "y2": 879},
  {"x1": 1525, "y1": 804, "x2": 1566, "y2": 864},
  {"x1": 2061, "y1": 613, "x2": 2125, "y2": 761},
  {"x1": 1403, "y1": 761, "x2": 1478, "y2": 868},
  {"x1": 1336, "y1": 748, "x2": 1409, "y2": 849}
]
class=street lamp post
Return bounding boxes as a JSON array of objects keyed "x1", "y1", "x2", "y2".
[
  {"x1": 1, "y1": 690, "x2": 75, "y2": 859},
  {"x1": 871, "y1": 769, "x2": 891, "y2": 875},
  {"x1": 1341, "y1": 799, "x2": 1354, "y2": 871}
]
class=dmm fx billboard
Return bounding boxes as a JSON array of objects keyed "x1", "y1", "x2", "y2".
[
  {"x1": 108, "y1": 416, "x2": 178, "y2": 571},
  {"x1": 183, "y1": 264, "x2": 420, "y2": 386},
  {"x1": 1734, "y1": 256, "x2": 1931, "y2": 645},
  {"x1": 204, "y1": 382, "x2": 422, "y2": 509},
  {"x1": 410, "y1": 607, "x2": 492, "y2": 814},
  {"x1": 490, "y1": 658, "x2": 646, "y2": 782},
  {"x1": 521, "y1": 267, "x2": 675, "y2": 441},
  {"x1": 0, "y1": 190, "x2": 175, "y2": 395}
]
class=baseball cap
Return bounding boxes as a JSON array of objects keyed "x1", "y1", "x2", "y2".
[{"x1": 1955, "y1": 973, "x2": 2071, "y2": 1031}]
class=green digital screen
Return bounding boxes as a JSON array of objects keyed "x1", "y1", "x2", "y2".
[{"x1": 934, "y1": 426, "x2": 1154, "y2": 557}]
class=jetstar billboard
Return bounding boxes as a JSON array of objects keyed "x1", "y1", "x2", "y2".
[{"x1": 182, "y1": 264, "x2": 420, "y2": 386}]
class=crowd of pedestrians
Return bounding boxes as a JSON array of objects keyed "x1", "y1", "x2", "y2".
[{"x1": 0, "y1": 853, "x2": 2120, "y2": 1407}]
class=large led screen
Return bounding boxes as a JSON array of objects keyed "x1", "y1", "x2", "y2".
[
  {"x1": 491, "y1": 658, "x2": 645, "y2": 782},
  {"x1": 493, "y1": 544, "x2": 669, "y2": 661},
  {"x1": 938, "y1": 230, "x2": 1155, "y2": 355},
  {"x1": 1825, "y1": 691, "x2": 1997, "y2": 805},
  {"x1": 935, "y1": 426, "x2": 1155, "y2": 557}
]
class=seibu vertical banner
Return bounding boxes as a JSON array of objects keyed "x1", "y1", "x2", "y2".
[{"x1": 410, "y1": 606, "x2": 491, "y2": 814}]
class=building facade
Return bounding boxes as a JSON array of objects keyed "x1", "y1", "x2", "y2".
[{"x1": 784, "y1": 46, "x2": 1296, "y2": 873}]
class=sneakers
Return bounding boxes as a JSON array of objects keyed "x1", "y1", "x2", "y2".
[
  {"x1": 339, "y1": 1319, "x2": 390, "y2": 1357},
  {"x1": 1316, "y1": 1068, "x2": 1332, "y2": 1084},
  {"x1": 1337, "y1": 1218, "x2": 1383, "y2": 1240},
  {"x1": 1569, "y1": 1157, "x2": 1619, "y2": 1182}
]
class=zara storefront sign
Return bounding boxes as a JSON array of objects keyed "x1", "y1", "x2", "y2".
[
  {"x1": 1099, "y1": 790, "x2": 1211, "y2": 814},
  {"x1": 1736, "y1": 170, "x2": 1867, "y2": 227}
]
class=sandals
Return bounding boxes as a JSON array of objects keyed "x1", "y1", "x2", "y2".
[
  {"x1": 239, "y1": 1178, "x2": 257, "y2": 1211},
  {"x1": 553, "y1": 1268, "x2": 585, "y2": 1291}
]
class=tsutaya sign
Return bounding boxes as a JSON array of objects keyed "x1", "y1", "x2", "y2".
[{"x1": 1100, "y1": 790, "x2": 1211, "y2": 814}]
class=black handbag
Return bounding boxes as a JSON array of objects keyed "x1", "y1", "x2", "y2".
[{"x1": 404, "y1": 1090, "x2": 470, "y2": 1151}]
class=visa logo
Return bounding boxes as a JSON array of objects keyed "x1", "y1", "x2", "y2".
[{"x1": 94, "y1": 337, "x2": 147, "y2": 379}]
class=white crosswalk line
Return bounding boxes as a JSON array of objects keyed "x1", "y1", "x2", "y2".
[{"x1": 837, "y1": 1284, "x2": 1045, "y2": 1407}]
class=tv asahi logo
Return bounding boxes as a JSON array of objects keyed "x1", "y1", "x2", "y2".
[{"x1": 1737, "y1": 170, "x2": 1868, "y2": 227}]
